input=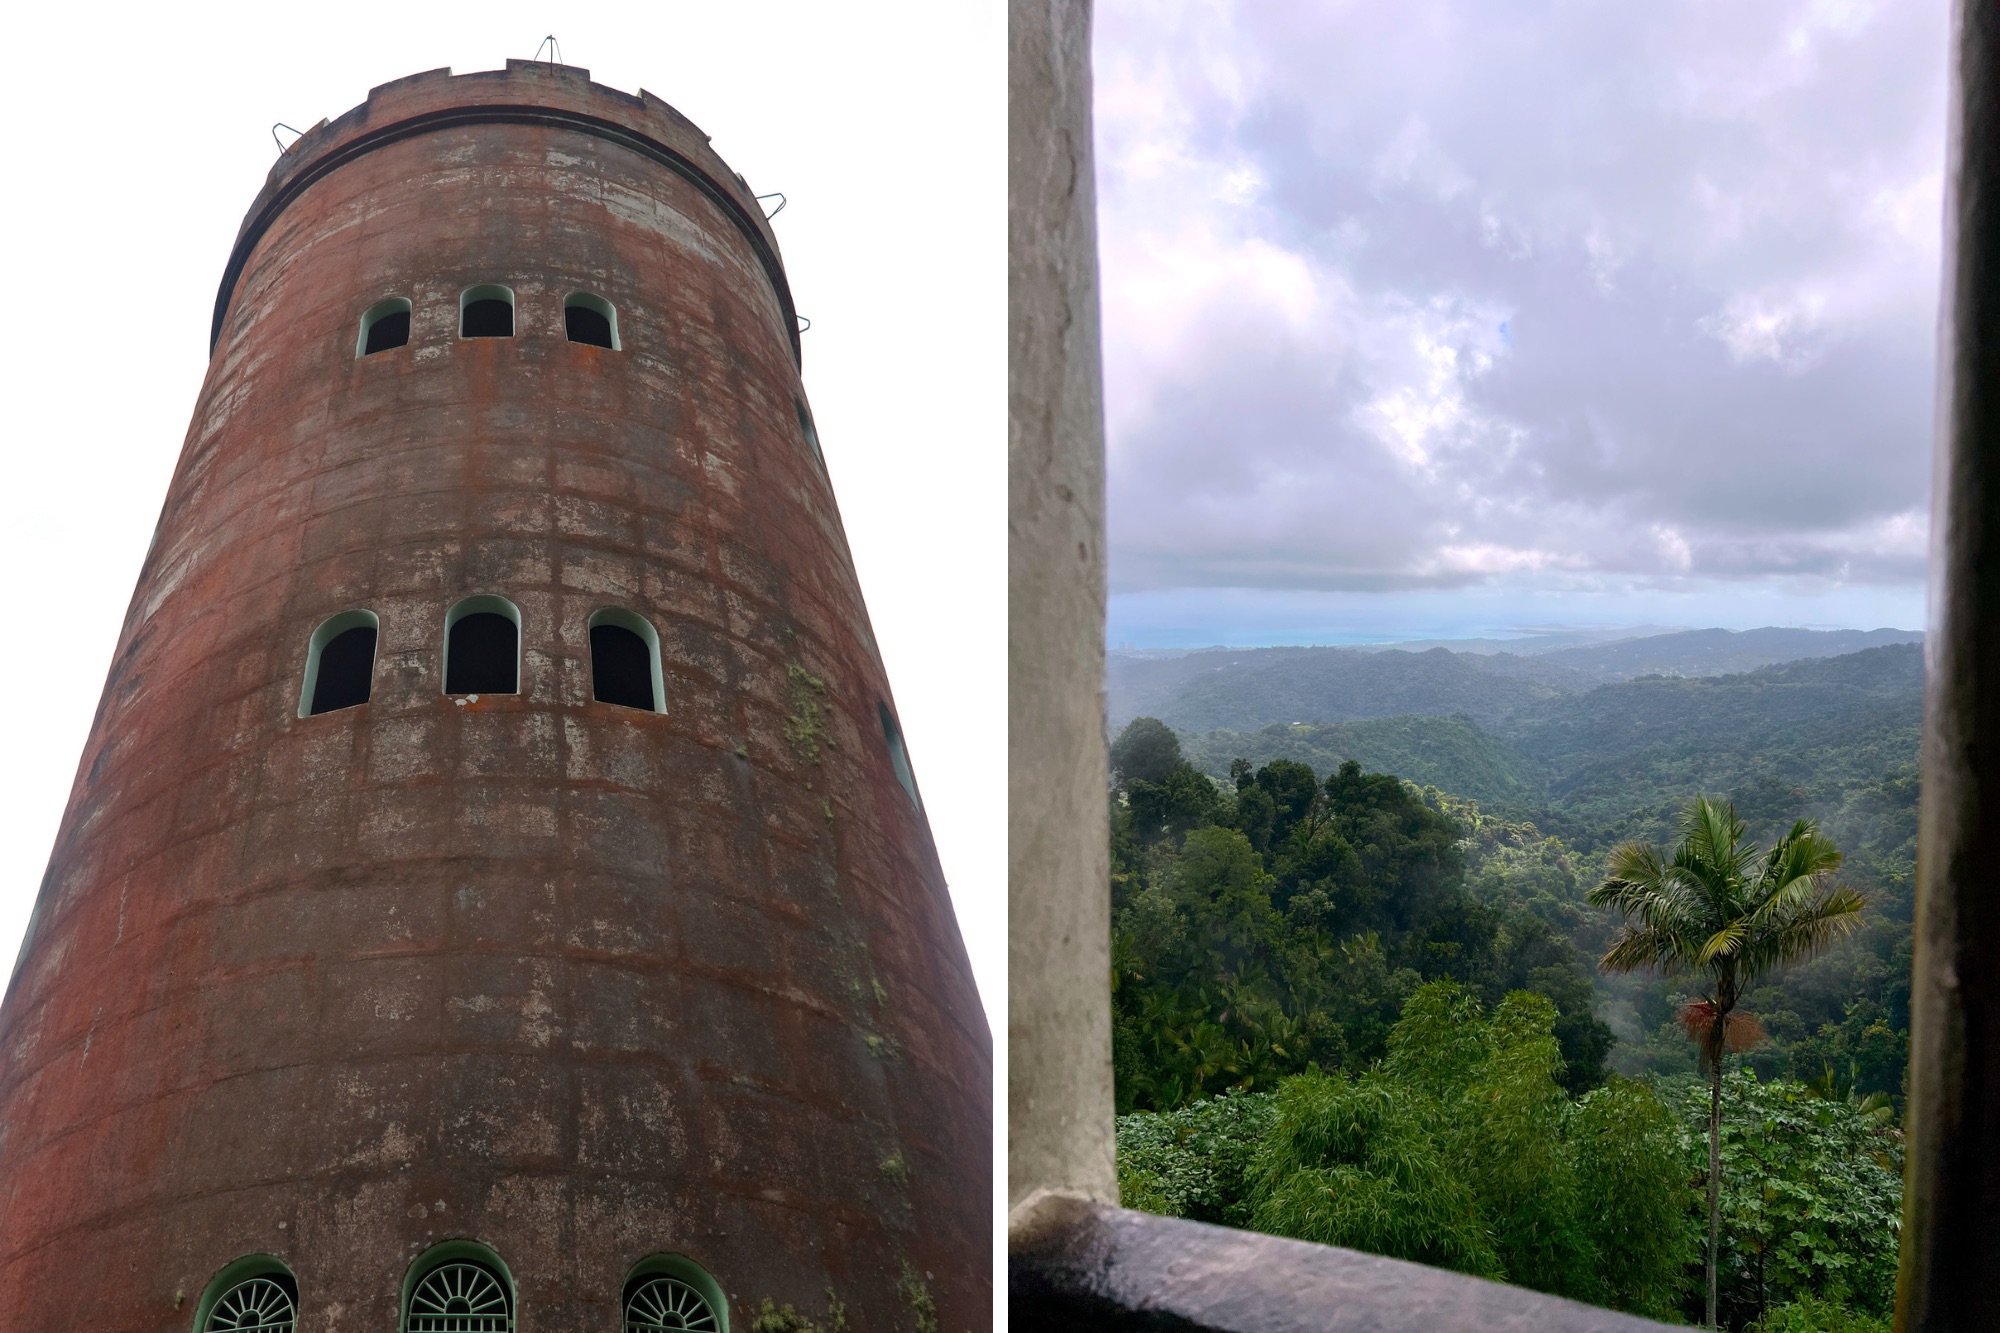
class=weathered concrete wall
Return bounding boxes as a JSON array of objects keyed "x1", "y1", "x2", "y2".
[
  {"x1": 0, "y1": 60, "x2": 988, "y2": 1332},
  {"x1": 1903, "y1": 2, "x2": 2000, "y2": 1325},
  {"x1": 1007, "y1": 0, "x2": 1117, "y2": 1213}
]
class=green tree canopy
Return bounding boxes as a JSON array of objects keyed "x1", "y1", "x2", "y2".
[
  {"x1": 1111, "y1": 715, "x2": 1185, "y2": 786},
  {"x1": 1112, "y1": 753, "x2": 1614, "y2": 1110},
  {"x1": 1590, "y1": 794, "x2": 1867, "y2": 1327}
]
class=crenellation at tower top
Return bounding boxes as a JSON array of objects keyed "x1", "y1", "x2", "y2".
[{"x1": 222, "y1": 60, "x2": 795, "y2": 362}]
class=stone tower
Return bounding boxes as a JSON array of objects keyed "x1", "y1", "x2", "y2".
[{"x1": 0, "y1": 62, "x2": 988, "y2": 1331}]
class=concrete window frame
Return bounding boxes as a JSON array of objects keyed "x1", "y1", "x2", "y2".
[
  {"x1": 563, "y1": 290, "x2": 621, "y2": 350},
  {"x1": 878, "y1": 702, "x2": 920, "y2": 808},
  {"x1": 587, "y1": 606, "x2": 665, "y2": 713},
  {"x1": 400, "y1": 1239, "x2": 515, "y2": 1333},
  {"x1": 356, "y1": 296, "x2": 414, "y2": 356},
  {"x1": 622, "y1": 1254, "x2": 727, "y2": 1333},
  {"x1": 458, "y1": 284, "x2": 517, "y2": 339},
  {"x1": 443, "y1": 595, "x2": 522, "y2": 697},
  {"x1": 297, "y1": 608, "x2": 379, "y2": 719},
  {"x1": 192, "y1": 1254, "x2": 298, "y2": 1333}
]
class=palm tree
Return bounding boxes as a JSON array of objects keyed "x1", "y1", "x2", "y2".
[{"x1": 1588, "y1": 795, "x2": 1866, "y2": 1328}]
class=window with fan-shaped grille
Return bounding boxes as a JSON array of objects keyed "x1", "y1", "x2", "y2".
[
  {"x1": 204, "y1": 1274, "x2": 297, "y2": 1332},
  {"x1": 624, "y1": 1276, "x2": 719, "y2": 1332},
  {"x1": 407, "y1": 1260, "x2": 513, "y2": 1332}
]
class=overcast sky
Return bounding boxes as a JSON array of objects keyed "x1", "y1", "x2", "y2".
[
  {"x1": 0, "y1": 5, "x2": 998, "y2": 1039},
  {"x1": 1095, "y1": 0, "x2": 1947, "y2": 646}
]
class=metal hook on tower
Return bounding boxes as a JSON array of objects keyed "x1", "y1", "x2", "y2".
[
  {"x1": 272, "y1": 122, "x2": 304, "y2": 153},
  {"x1": 756, "y1": 192, "x2": 787, "y2": 220},
  {"x1": 534, "y1": 34, "x2": 564, "y2": 66}
]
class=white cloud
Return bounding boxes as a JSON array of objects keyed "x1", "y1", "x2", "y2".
[{"x1": 1095, "y1": 0, "x2": 1946, "y2": 618}]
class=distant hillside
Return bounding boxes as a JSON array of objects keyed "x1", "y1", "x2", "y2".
[
  {"x1": 1109, "y1": 626, "x2": 1922, "y2": 731},
  {"x1": 1173, "y1": 643, "x2": 1922, "y2": 854},
  {"x1": 1489, "y1": 626, "x2": 1922, "y2": 686},
  {"x1": 1181, "y1": 714, "x2": 1542, "y2": 809},
  {"x1": 1500, "y1": 643, "x2": 1922, "y2": 849},
  {"x1": 1107, "y1": 646, "x2": 1567, "y2": 731}
]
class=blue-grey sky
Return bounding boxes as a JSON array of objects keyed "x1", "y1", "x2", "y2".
[{"x1": 1095, "y1": 0, "x2": 1945, "y2": 647}]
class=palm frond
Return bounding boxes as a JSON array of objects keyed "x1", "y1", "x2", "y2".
[
  {"x1": 1756, "y1": 823, "x2": 1843, "y2": 901},
  {"x1": 1685, "y1": 796, "x2": 1754, "y2": 878},
  {"x1": 1737, "y1": 885, "x2": 1869, "y2": 985},
  {"x1": 1600, "y1": 924, "x2": 1701, "y2": 976},
  {"x1": 1593, "y1": 843, "x2": 1708, "y2": 939},
  {"x1": 1694, "y1": 920, "x2": 1747, "y2": 966},
  {"x1": 1591, "y1": 841, "x2": 1672, "y2": 904},
  {"x1": 1743, "y1": 872, "x2": 1819, "y2": 937},
  {"x1": 1669, "y1": 795, "x2": 1756, "y2": 919}
]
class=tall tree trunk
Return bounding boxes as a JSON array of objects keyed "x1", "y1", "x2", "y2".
[{"x1": 1707, "y1": 1032, "x2": 1723, "y2": 1328}]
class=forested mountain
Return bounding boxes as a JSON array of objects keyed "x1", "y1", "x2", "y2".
[
  {"x1": 1516, "y1": 626, "x2": 1920, "y2": 684},
  {"x1": 1181, "y1": 714, "x2": 1539, "y2": 809},
  {"x1": 1111, "y1": 637, "x2": 1920, "y2": 1326},
  {"x1": 1180, "y1": 644, "x2": 1921, "y2": 853},
  {"x1": 1164, "y1": 643, "x2": 1919, "y2": 1091},
  {"x1": 1109, "y1": 645, "x2": 1568, "y2": 731},
  {"x1": 1110, "y1": 626, "x2": 1921, "y2": 731},
  {"x1": 1499, "y1": 645, "x2": 1920, "y2": 853}
]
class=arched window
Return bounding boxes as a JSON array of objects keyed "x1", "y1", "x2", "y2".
[
  {"x1": 403, "y1": 1241, "x2": 515, "y2": 1333},
  {"x1": 194, "y1": 1255, "x2": 298, "y2": 1333},
  {"x1": 589, "y1": 608, "x2": 663, "y2": 712},
  {"x1": 623, "y1": 1255, "x2": 726, "y2": 1332},
  {"x1": 358, "y1": 297, "x2": 413, "y2": 355},
  {"x1": 880, "y1": 703, "x2": 920, "y2": 807},
  {"x1": 460, "y1": 285, "x2": 515, "y2": 339},
  {"x1": 565, "y1": 291, "x2": 619, "y2": 349},
  {"x1": 298, "y1": 609, "x2": 379, "y2": 718},
  {"x1": 794, "y1": 398, "x2": 824, "y2": 469},
  {"x1": 444, "y1": 596, "x2": 521, "y2": 696}
]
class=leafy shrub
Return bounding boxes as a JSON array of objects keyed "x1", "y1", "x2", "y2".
[
  {"x1": 1114, "y1": 1086, "x2": 1274, "y2": 1226},
  {"x1": 1117, "y1": 981, "x2": 1690, "y2": 1316},
  {"x1": 1249, "y1": 1068, "x2": 1502, "y2": 1278},
  {"x1": 1751, "y1": 1293, "x2": 1892, "y2": 1333},
  {"x1": 1679, "y1": 1070, "x2": 1903, "y2": 1320},
  {"x1": 1572, "y1": 1077, "x2": 1697, "y2": 1318}
]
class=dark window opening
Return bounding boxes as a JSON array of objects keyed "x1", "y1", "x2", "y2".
[
  {"x1": 462, "y1": 299, "x2": 514, "y2": 338},
  {"x1": 591, "y1": 624, "x2": 656, "y2": 710},
  {"x1": 565, "y1": 304, "x2": 614, "y2": 348},
  {"x1": 880, "y1": 703, "x2": 920, "y2": 806},
  {"x1": 363, "y1": 310, "x2": 411, "y2": 354},
  {"x1": 357, "y1": 298, "x2": 413, "y2": 357},
  {"x1": 447, "y1": 613, "x2": 519, "y2": 694},
  {"x1": 310, "y1": 626, "x2": 377, "y2": 715},
  {"x1": 796, "y1": 399, "x2": 824, "y2": 467}
]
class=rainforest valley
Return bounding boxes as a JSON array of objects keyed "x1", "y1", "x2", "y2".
[{"x1": 1108, "y1": 631, "x2": 1916, "y2": 1330}]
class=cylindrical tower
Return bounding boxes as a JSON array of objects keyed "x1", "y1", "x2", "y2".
[{"x1": 0, "y1": 61, "x2": 988, "y2": 1331}]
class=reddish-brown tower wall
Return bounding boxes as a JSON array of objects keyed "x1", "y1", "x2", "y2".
[{"x1": 0, "y1": 61, "x2": 988, "y2": 1330}]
